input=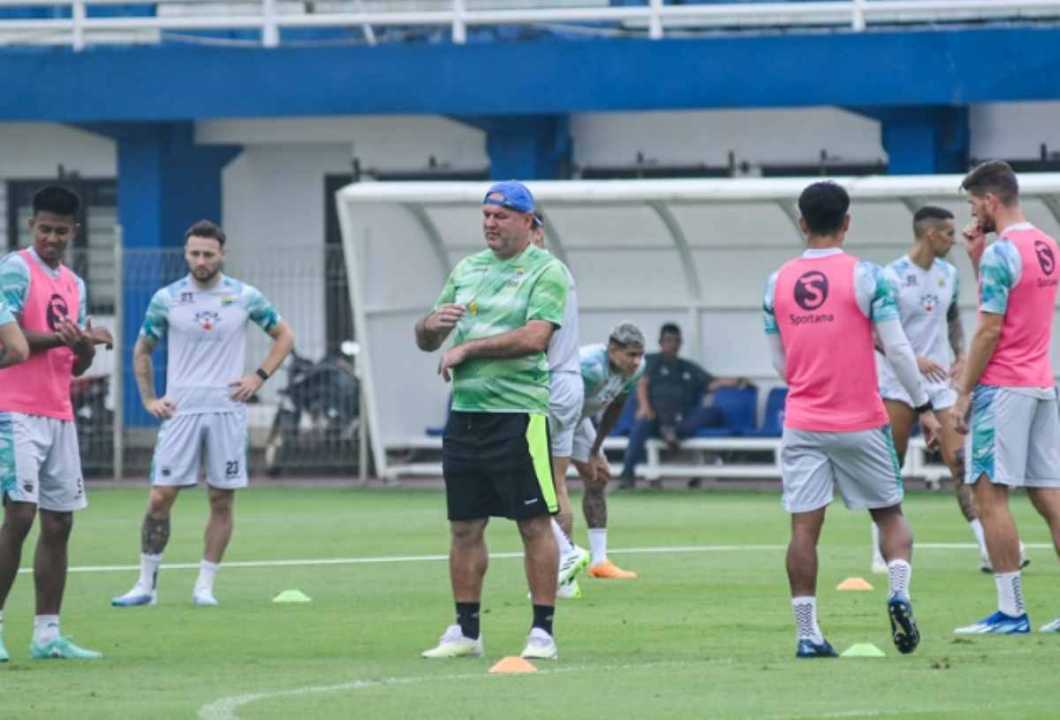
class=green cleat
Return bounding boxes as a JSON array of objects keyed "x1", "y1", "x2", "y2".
[{"x1": 31, "y1": 636, "x2": 103, "y2": 660}]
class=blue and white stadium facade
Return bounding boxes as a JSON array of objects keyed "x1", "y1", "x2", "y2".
[{"x1": 3, "y1": 0, "x2": 1060, "y2": 440}]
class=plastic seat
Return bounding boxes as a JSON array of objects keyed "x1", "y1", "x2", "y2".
[
  {"x1": 745, "y1": 387, "x2": 787, "y2": 438},
  {"x1": 693, "y1": 386, "x2": 758, "y2": 437}
]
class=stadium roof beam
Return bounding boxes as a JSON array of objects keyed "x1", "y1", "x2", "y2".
[{"x1": 4, "y1": 28, "x2": 1060, "y2": 122}]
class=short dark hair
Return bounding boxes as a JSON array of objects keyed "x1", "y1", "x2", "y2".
[
  {"x1": 32, "y1": 186, "x2": 80, "y2": 219},
  {"x1": 659, "y1": 322, "x2": 681, "y2": 339},
  {"x1": 961, "y1": 160, "x2": 1019, "y2": 206},
  {"x1": 912, "y1": 205, "x2": 954, "y2": 238},
  {"x1": 798, "y1": 181, "x2": 850, "y2": 236},
  {"x1": 185, "y1": 219, "x2": 226, "y2": 246}
]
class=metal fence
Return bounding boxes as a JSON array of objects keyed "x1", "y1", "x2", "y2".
[{"x1": 67, "y1": 242, "x2": 364, "y2": 479}]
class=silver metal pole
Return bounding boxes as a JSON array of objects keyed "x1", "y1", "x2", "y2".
[
  {"x1": 358, "y1": 359, "x2": 368, "y2": 486},
  {"x1": 112, "y1": 229, "x2": 125, "y2": 482}
]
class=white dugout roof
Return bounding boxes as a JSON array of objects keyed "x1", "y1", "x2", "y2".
[{"x1": 337, "y1": 175, "x2": 1060, "y2": 477}]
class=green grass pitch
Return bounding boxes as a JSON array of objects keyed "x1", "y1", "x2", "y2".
[{"x1": 0, "y1": 485, "x2": 1057, "y2": 719}]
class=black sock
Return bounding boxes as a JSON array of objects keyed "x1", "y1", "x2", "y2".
[
  {"x1": 532, "y1": 604, "x2": 554, "y2": 636},
  {"x1": 455, "y1": 602, "x2": 480, "y2": 640}
]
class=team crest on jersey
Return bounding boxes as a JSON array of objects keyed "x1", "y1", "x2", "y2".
[
  {"x1": 195, "y1": 310, "x2": 221, "y2": 331},
  {"x1": 221, "y1": 295, "x2": 237, "y2": 306},
  {"x1": 180, "y1": 291, "x2": 194, "y2": 304},
  {"x1": 904, "y1": 274, "x2": 917, "y2": 287}
]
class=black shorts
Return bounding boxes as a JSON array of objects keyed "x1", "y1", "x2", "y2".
[{"x1": 442, "y1": 411, "x2": 558, "y2": 521}]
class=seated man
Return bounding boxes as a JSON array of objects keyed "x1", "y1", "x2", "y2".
[{"x1": 619, "y1": 323, "x2": 748, "y2": 486}]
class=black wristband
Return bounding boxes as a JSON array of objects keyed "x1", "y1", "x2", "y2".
[
  {"x1": 914, "y1": 401, "x2": 933, "y2": 414},
  {"x1": 255, "y1": 368, "x2": 270, "y2": 382}
]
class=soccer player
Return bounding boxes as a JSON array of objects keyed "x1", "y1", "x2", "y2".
[
  {"x1": 951, "y1": 161, "x2": 1060, "y2": 635},
  {"x1": 416, "y1": 181, "x2": 567, "y2": 660},
  {"x1": 869, "y1": 206, "x2": 997, "y2": 573},
  {"x1": 572, "y1": 323, "x2": 646, "y2": 581},
  {"x1": 112, "y1": 220, "x2": 294, "y2": 608},
  {"x1": 763, "y1": 181, "x2": 940, "y2": 658},
  {"x1": 0, "y1": 186, "x2": 114, "y2": 660},
  {"x1": 529, "y1": 213, "x2": 590, "y2": 600}
]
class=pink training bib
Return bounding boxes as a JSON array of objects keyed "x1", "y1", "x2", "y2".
[
  {"x1": 774, "y1": 253, "x2": 888, "y2": 432},
  {"x1": 0, "y1": 249, "x2": 80, "y2": 420}
]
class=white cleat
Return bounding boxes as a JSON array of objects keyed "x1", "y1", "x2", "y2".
[
  {"x1": 558, "y1": 546, "x2": 590, "y2": 586},
  {"x1": 192, "y1": 589, "x2": 219, "y2": 607},
  {"x1": 1040, "y1": 618, "x2": 1060, "y2": 633},
  {"x1": 871, "y1": 558, "x2": 888, "y2": 575},
  {"x1": 421, "y1": 624, "x2": 483, "y2": 659},
  {"x1": 557, "y1": 578, "x2": 582, "y2": 600},
  {"x1": 111, "y1": 586, "x2": 157, "y2": 607},
  {"x1": 520, "y1": 627, "x2": 558, "y2": 661}
]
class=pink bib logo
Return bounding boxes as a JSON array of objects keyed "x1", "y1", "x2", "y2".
[
  {"x1": 794, "y1": 271, "x2": 829, "y2": 311},
  {"x1": 1035, "y1": 240, "x2": 1055, "y2": 276}
]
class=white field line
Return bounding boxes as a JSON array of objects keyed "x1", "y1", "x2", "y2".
[{"x1": 18, "y1": 541, "x2": 1052, "y2": 576}]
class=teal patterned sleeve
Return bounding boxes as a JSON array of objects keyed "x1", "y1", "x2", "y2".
[
  {"x1": 856, "y1": 261, "x2": 899, "y2": 323},
  {"x1": 526, "y1": 261, "x2": 568, "y2": 327},
  {"x1": 579, "y1": 346, "x2": 609, "y2": 396},
  {"x1": 762, "y1": 271, "x2": 779, "y2": 335},
  {"x1": 76, "y1": 276, "x2": 88, "y2": 326},
  {"x1": 0, "y1": 299, "x2": 12, "y2": 326},
  {"x1": 139, "y1": 289, "x2": 170, "y2": 342},
  {"x1": 0, "y1": 253, "x2": 30, "y2": 314},
  {"x1": 979, "y1": 242, "x2": 1020, "y2": 315},
  {"x1": 245, "y1": 285, "x2": 281, "y2": 332}
]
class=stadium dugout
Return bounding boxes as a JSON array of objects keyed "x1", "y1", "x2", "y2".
[{"x1": 336, "y1": 175, "x2": 1060, "y2": 484}]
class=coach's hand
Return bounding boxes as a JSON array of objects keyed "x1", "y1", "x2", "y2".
[
  {"x1": 54, "y1": 317, "x2": 84, "y2": 348},
  {"x1": 916, "y1": 356, "x2": 948, "y2": 383},
  {"x1": 952, "y1": 392, "x2": 972, "y2": 435},
  {"x1": 145, "y1": 397, "x2": 177, "y2": 420},
  {"x1": 229, "y1": 374, "x2": 264, "y2": 403},
  {"x1": 426, "y1": 304, "x2": 466, "y2": 333},
  {"x1": 438, "y1": 345, "x2": 467, "y2": 382},
  {"x1": 919, "y1": 409, "x2": 943, "y2": 449}
]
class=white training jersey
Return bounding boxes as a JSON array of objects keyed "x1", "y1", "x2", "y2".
[
  {"x1": 547, "y1": 261, "x2": 580, "y2": 375},
  {"x1": 876, "y1": 255, "x2": 959, "y2": 380},
  {"x1": 579, "y1": 343, "x2": 645, "y2": 418},
  {"x1": 140, "y1": 274, "x2": 281, "y2": 416}
]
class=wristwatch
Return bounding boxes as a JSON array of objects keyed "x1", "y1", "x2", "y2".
[
  {"x1": 914, "y1": 400, "x2": 934, "y2": 415},
  {"x1": 255, "y1": 368, "x2": 270, "y2": 382}
]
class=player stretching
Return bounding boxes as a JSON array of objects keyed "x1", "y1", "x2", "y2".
[
  {"x1": 574, "y1": 324, "x2": 646, "y2": 581},
  {"x1": 0, "y1": 186, "x2": 113, "y2": 660},
  {"x1": 112, "y1": 220, "x2": 293, "y2": 608},
  {"x1": 764, "y1": 181, "x2": 940, "y2": 658},
  {"x1": 869, "y1": 206, "x2": 1000, "y2": 573},
  {"x1": 529, "y1": 213, "x2": 590, "y2": 599},
  {"x1": 952, "y1": 162, "x2": 1060, "y2": 635}
]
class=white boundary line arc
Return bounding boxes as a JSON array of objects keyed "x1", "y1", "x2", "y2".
[{"x1": 18, "y1": 541, "x2": 1054, "y2": 575}]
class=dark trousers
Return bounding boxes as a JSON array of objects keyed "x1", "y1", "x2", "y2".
[{"x1": 620, "y1": 405, "x2": 724, "y2": 477}]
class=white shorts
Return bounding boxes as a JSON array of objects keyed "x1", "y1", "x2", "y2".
[
  {"x1": 571, "y1": 418, "x2": 597, "y2": 464},
  {"x1": 965, "y1": 386, "x2": 1060, "y2": 488},
  {"x1": 0, "y1": 412, "x2": 86, "y2": 512},
  {"x1": 151, "y1": 411, "x2": 249, "y2": 489},
  {"x1": 781, "y1": 425, "x2": 903, "y2": 513},
  {"x1": 879, "y1": 378, "x2": 957, "y2": 411},
  {"x1": 548, "y1": 371, "x2": 584, "y2": 458}
]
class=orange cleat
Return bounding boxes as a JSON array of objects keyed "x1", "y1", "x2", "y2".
[{"x1": 588, "y1": 560, "x2": 638, "y2": 580}]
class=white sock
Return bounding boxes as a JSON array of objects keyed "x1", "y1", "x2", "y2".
[
  {"x1": 969, "y1": 520, "x2": 989, "y2": 559},
  {"x1": 588, "y1": 529, "x2": 608, "y2": 566},
  {"x1": 995, "y1": 571, "x2": 1025, "y2": 617},
  {"x1": 791, "y1": 596, "x2": 824, "y2": 643},
  {"x1": 139, "y1": 553, "x2": 162, "y2": 591},
  {"x1": 871, "y1": 523, "x2": 885, "y2": 565},
  {"x1": 550, "y1": 519, "x2": 574, "y2": 555},
  {"x1": 33, "y1": 615, "x2": 60, "y2": 645},
  {"x1": 887, "y1": 559, "x2": 912, "y2": 600},
  {"x1": 194, "y1": 560, "x2": 219, "y2": 594}
]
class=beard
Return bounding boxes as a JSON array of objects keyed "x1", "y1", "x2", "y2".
[{"x1": 978, "y1": 214, "x2": 997, "y2": 234}]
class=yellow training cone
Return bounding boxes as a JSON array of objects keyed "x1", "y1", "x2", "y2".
[
  {"x1": 836, "y1": 577, "x2": 874, "y2": 591},
  {"x1": 488, "y1": 656, "x2": 538, "y2": 674}
]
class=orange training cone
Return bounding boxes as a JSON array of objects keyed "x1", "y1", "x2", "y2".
[
  {"x1": 488, "y1": 656, "x2": 538, "y2": 674},
  {"x1": 836, "y1": 577, "x2": 874, "y2": 591}
]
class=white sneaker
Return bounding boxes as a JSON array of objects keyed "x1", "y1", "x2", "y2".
[
  {"x1": 192, "y1": 589, "x2": 219, "y2": 607},
  {"x1": 1040, "y1": 618, "x2": 1060, "y2": 633},
  {"x1": 111, "y1": 585, "x2": 157, "y2": 607},
  {"x1": 557, "y1": 578, "x2": 582, "y2": 600},
  {"x1": 520, "y1": 627, "x2": 558, "y2": 660},
  {"x1": 421, "y1": 624, "x2": 483, "y2": 659},
  {"x1": 871, "y1": 558, "x2": 888, "y2": 575},
  {"x1": 558, "y1": 546, "x2": 590, "y2": 586}
]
